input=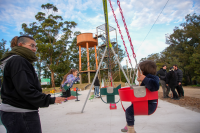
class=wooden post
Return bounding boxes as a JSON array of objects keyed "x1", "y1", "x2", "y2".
[
  {"x1": 79, "y1": 46, "x2": 82, "y2": 84},
  {"x1": 86, "y1": 42, "x2": 90, "y2": 83},
  {"x1": 94, "y1": 45, "x2": 98, "y2": 70}
]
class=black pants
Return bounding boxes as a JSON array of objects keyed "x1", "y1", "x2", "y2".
[
  {"x1": 65, "y1": 88, "x2": 71, "y2": 97},
  {"x1": 175, "y1": 85, "x2": 184, "y2": 97},
  {"x1": 0, "y1": 111, "x2": 42, "y2": 133},
  {"x1": 125, "y1": 101, "x2": 157, "y2": 126},
  {"x1": 170, "y1": 86, "x2": 179, "y2": 98}
]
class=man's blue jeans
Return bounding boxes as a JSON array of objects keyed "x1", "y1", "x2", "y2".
[
  {"x1": 0, "y1": 110, "x2": 42, "y2": 133},
  {"x1": 94, "y1": 86, "x2": 99, "y2": 96}
]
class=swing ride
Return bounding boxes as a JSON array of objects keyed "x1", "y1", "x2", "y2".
[{"x1": 80, "y1": 0, "x2": 158, "y2": 116}]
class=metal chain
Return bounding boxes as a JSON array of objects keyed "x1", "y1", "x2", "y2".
[
  {"x1": 108, "y1": 0, "x2": 133, "y2": 68},
  {"x1": 117, "y1": 0, "x2": 136, "y2": 59}
]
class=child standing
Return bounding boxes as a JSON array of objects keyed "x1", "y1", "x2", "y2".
[
  {"x1": 61, "y1": 69, "x2": 80, "y2": 98},
  {"x1": 94, "y1": 77, "x2": 100, "y2": 97},
  {"x1": 121, "y1": 60, "x2": 159, "y2": 133}
]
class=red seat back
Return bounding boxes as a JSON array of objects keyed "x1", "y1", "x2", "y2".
[{"x1": 118, "y1": 87, "x2": 158, "y2": 115}]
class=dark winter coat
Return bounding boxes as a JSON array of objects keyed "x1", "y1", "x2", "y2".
[
  {"x1": 141, "y1": 74, "x2": 160, "y2": 92},
  {"x1": 166, "y1": 70, "x2": 177, "y2": 88},
  {"x1": 156, "y1": 68, "x2": 167, "y2": 81},
  {"x1": 94, "y1": 77, "x2": 100, "y2": 86},
  {"x1": 174, "y1": 69, "x2": 183, "y2": 84},
  {"x1": 0, "y1": 56, "x2": 55, "y2": 110}
]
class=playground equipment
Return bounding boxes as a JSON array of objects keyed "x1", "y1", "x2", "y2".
[
  {"x1": 119, "y1": 86, "x2": 158, "y2": 115},
  {"x1": 96, "y1": 24, "x2": 121, "y2": 83},
  {"x1": 77, "y1": 33, "x2": 98, "y2": 84},
  {"x1": 108, "y1": 0, "x2": 158, "y2": 115},
  {"x1": 81, "y1": 0, "x2": 158, "y2": 115},
  {"x1": 75, "y1": 87, "x2": 80, "y2": 102},
  {"x1": 81, "y1": 0, "x2": 130, "y2": 113},
  {"x1": 77, "y1": 32, "x2": 121, "y2": 85},
  {"x1": 100, "y1": 84, "x2": 121, "y2": 104}
]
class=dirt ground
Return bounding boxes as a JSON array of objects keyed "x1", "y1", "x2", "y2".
[{"x1": 158, "y1": 86, "x2": 200, "y2": 113}]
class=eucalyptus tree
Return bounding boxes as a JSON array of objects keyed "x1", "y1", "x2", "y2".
[{"x1": 21, "y1": 3, "x2": 77, "y2": 87}]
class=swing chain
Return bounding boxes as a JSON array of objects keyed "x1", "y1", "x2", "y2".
[
  {"x1": 108, "y1": 0, "x2": 133, "y2": 68},
  {"x1": 117, "y1": 0, "x2": 136, "y2": 59}
]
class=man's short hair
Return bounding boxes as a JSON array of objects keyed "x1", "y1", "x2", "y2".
[
  {"x1": 17, "y1": 35, "x2": 35, "y2": 44},
  {"x1": 162, "y1": 65, "x2": 166, "y2": 67},
  {"x1": 139, "y1": 60, "x2": 157, "y2": 76},
  {"x1": 173, "y1": 64, "x2": 178, "y2": 67}
]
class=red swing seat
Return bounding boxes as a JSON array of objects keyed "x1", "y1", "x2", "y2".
[{"x1": 118, "y1": 87, "x2": 158, "y2": 115}]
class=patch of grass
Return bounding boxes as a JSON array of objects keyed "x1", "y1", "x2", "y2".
[{"x1": 192, "y1": 84, "x2": 200, "y2": 87}]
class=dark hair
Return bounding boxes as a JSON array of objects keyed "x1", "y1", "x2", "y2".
[
  {"x1": 139, "y1": 60, "x2": 157, "y2": 76},
  {"x1": 173, "y1": 64, "x2": 178, "y2": 67},
  {"x1": 162, "y1": 65, "x2": 166, "y2": 67},
  {"x1": 61, "y1": 69, "x2": 78, "y2": 85},
  {"x1": 10, "y1": 35, "x2": 35, "y2": 48}
]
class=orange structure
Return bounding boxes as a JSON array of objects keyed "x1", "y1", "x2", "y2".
[{"x1": 77, "y1": 33, "x2": 98, "y2": 83}]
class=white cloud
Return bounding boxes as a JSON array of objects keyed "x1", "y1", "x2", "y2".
[
  {"x1": 0, "y1": 3, "x2": 38, "y2": 31},
  {"x1": 1, "y1": 0, "x2": 199, "y2": 66},
  {"x1": 0, "y1": 25, "x2": 9, "y2": 34},
  {"x1": 129, "y1": 0, "x2": 197, "y2": 28}
]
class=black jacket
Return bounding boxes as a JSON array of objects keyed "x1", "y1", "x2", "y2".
[
  {"x1": 94, "y1": 77, "x2": 100, "y2": 86},
  {"x1": 156, "y1": 68, "x2": 167, "y2": 81},
  {"x1": 174, "y1": 69, "x2": 183, "y2": 83},
  {"x1": 1, "y1": 56, "x2": 55, "y2": 110},
  {"x1": 166, "y1": 70, "x2": 177, "y2": 88}
]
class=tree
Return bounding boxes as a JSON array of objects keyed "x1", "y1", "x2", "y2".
[
  {"x1": 138, "y1": 14, "x2": 200, "y2": 85},
  {"x1": 0, "y1": 39, "x2": 9, "y2": 77},
  {"x1": 0, "y1": 39, "x2": 9, "y2": 59},
  {"x1": 21, "y1": 3, "x2": 77, "y2": 87},
  {"x1": 165, "y1": 13, "x2": 200, "y2": 85}
]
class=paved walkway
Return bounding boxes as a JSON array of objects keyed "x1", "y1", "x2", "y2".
[{"x1": 0, "y1": 89, "x2": 200, "y2": 133}]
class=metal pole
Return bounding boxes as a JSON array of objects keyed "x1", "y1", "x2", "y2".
[
  {"x1": 110, "y1": 46, "x2": 131, "y2": 86},
  {"x1": 81, "y1": 47, "x2": 108, "y2": 113},
  {"x1": 126, "y1": 60, "x2": 128, "y2": 79}
]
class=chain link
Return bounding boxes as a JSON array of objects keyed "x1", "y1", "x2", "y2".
[
  {"x1": 117, "y1": 0, "x2": 136, "y2": 59},
  {"x1": 108, "y1": 0, "x2": 133, "y2": 68}
]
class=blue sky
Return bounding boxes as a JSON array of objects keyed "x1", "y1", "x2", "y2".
[{"x1": 0, "y1": 0, "x2": 200, "y2": 67}]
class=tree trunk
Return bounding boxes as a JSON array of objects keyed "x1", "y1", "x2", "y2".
[{"x1": 51, "y1": 71, "x2": 55, "y2": 88}]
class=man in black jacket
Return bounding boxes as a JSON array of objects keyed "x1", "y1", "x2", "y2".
[
  {"x1": 156, "y1": 65, "x2": 170, "y2": 98},
  {"x1": 173, "y1": 64, "x2": 184, "y2": 98},
  {"x1": 0, "y1": 35, "x2": 66, "y2": 133}
]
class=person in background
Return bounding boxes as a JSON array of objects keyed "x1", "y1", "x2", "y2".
[
  {"x1": 166, "y1": 67, "x2": 179, "y2": 100},
  {"x1": 156, "y1": 65, "x2": 170, "y2": 98},
  {"x1": 0, "y1": 35, "x2": 66, "y2": 133},
  {"x1": 61, "y1": 69, "x2": 80, "y2": 97},
  {"x1": 94, "y1": 76, "x2": 100, "y2": 97},
  {"x1": 173, "y1": 64, "x2": 184, "y2": 98}
]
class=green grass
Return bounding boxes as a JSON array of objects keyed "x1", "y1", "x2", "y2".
[{"x1": 191, "y1": 84, "x2": 200, "y2": 87}]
